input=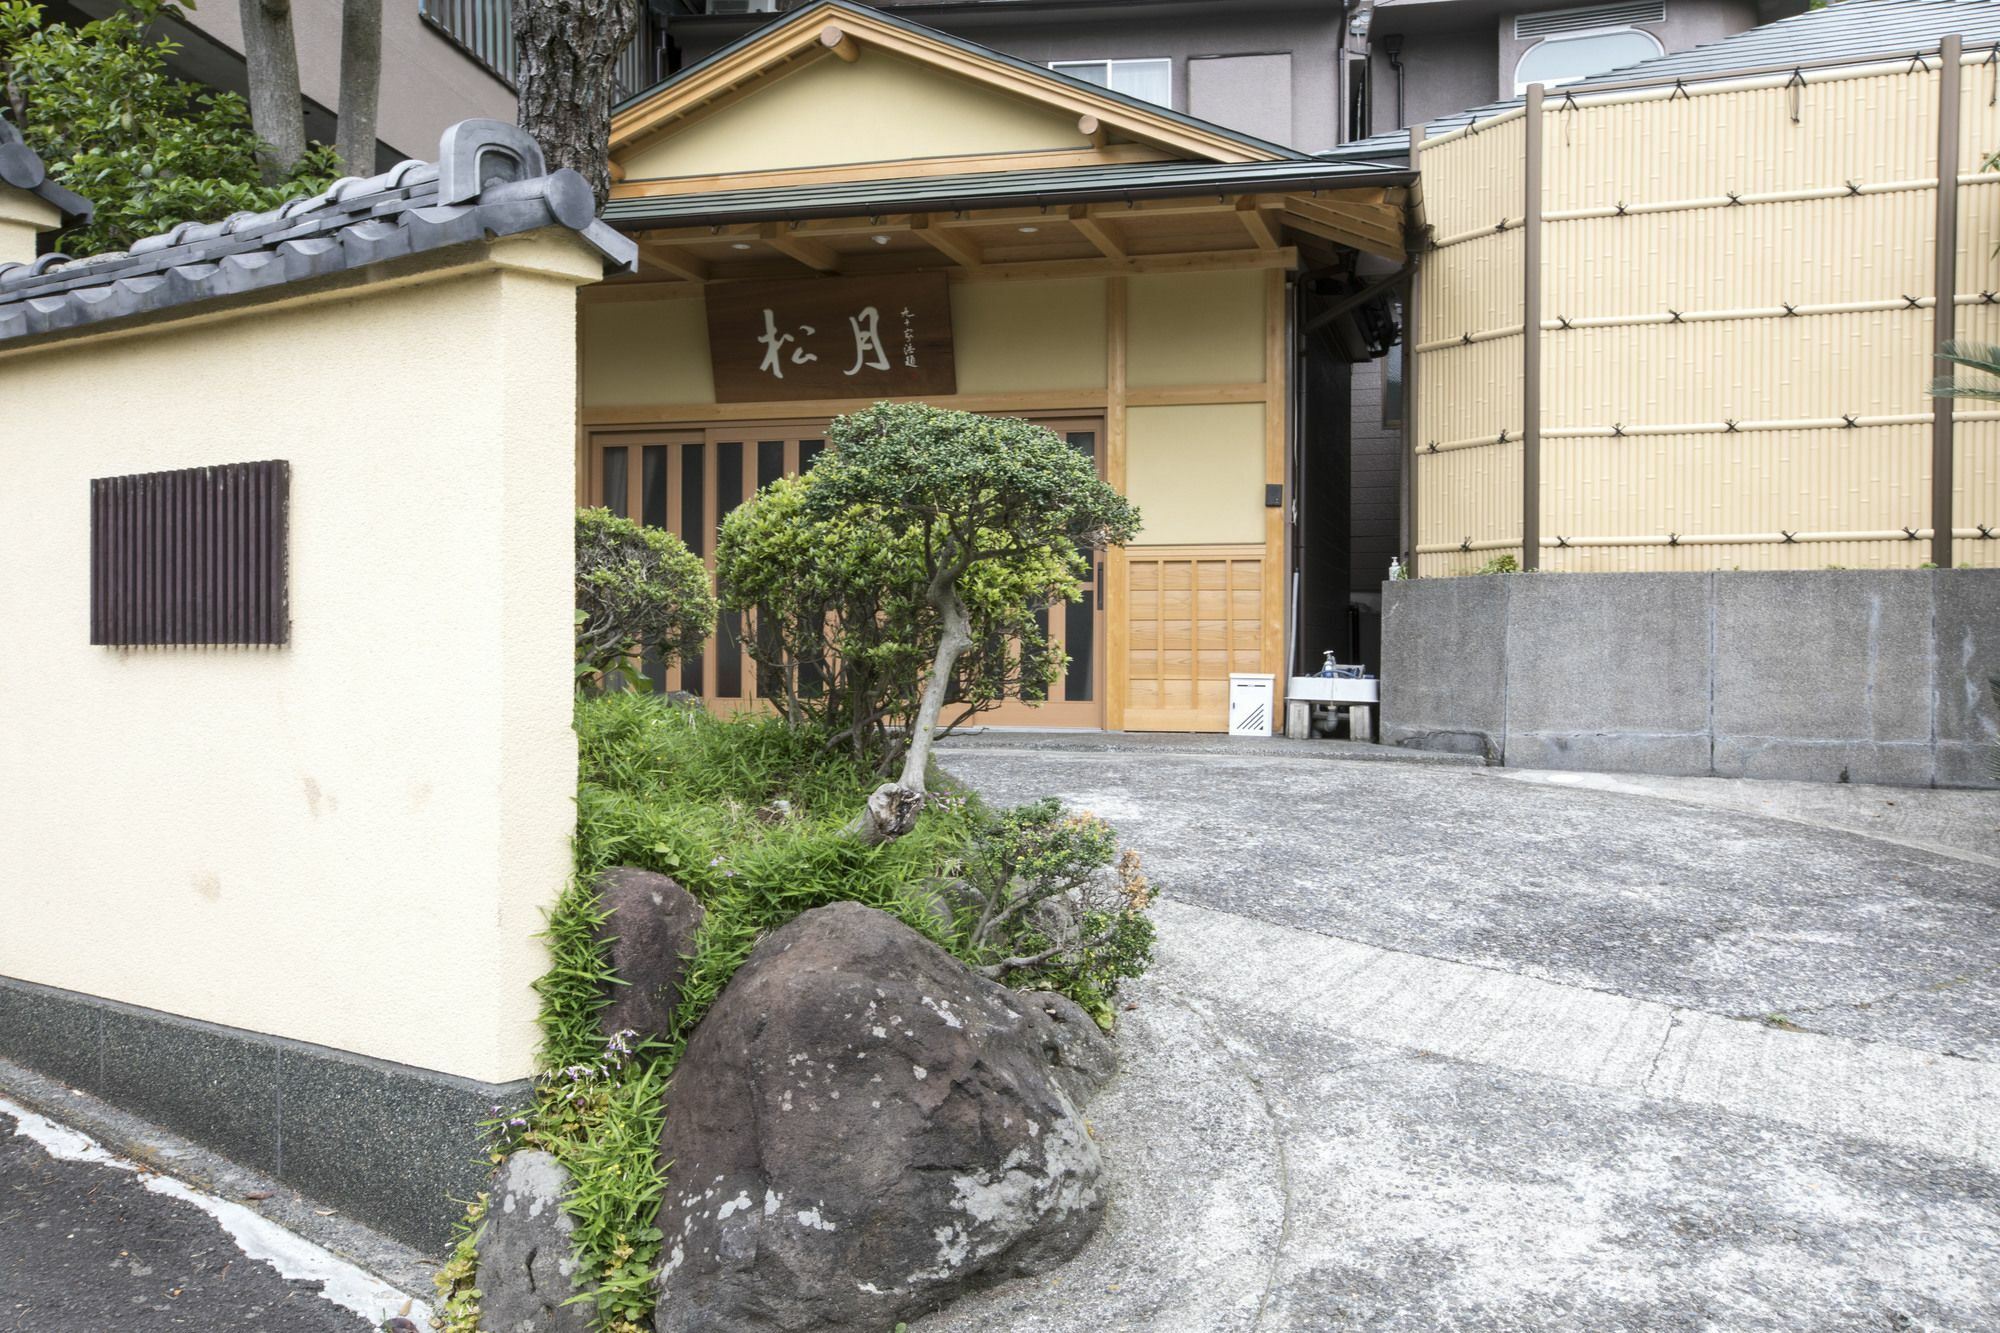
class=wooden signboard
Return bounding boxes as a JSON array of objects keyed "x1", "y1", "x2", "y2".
[{"x1": 705, "y1": 272, "x2": 957, "y2": 403}]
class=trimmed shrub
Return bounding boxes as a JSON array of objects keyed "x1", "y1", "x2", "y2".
[{"x1": 575, "y1": 507, "x2": 715, "y2": 679}]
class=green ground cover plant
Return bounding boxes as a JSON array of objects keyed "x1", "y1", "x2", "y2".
[{"x1": 435, "y1": 696, "x2": 1154, "y2": 1332}]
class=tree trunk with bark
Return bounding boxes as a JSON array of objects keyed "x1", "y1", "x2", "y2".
[
  {"x1": 238, "y1": 0, "x2": 305, "y2": 181},
  {"x1": 336, "y1": 0, "x2": 382, "y2": 176},
  {"x1": 847, "y1": 568, "x2": 973, "y2": 846},
  {"x1": 515, "y1": 0, "x2": 637, "y2": 208}
]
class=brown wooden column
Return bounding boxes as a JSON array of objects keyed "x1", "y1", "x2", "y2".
[
  {"x1": 1103, "y1": 275, "x2": 1130, "y2": 730},
  {"x1": 1934, "y1": 34, "x2": 1963, "y2": 568},
  {"x1": 1521, "y1": 83, "x2": 1545, "y2": 570},
  {"x1": 1403, "y1": 123, "x2": 1424, "y2": 576}
]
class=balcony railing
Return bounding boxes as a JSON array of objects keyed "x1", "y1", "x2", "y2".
[{"x1": 419, "y1": 0, "x2": 666, "y2": 101}]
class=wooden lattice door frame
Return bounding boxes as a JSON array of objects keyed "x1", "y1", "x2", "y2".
[{"x1": 582, "y1": 413, "x2": 1107, "y2": 728}]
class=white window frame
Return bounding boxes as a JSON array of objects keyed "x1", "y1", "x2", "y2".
[
  {"x1": 1512, "y1": 25, "x2": 1664, "y2": 94},
  {"x1": 1050, "y1": 58, "x2": 1175, "y2": 109}
]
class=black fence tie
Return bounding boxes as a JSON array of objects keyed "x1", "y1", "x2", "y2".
[
  {"x1": 1497, "y1": 428, "x2": 1511, "y2": 443},
  {"x1": 1615, "y1": 200, "x2": 1629, "y2": 216},
  {"x1": 1902, "y1": 527, "x2": 1920, "y2": 541},
  {"x1": 1842, "y1": 413, "x2": 1860, "y2": 428},
  {"x1": 1560, "y1": 91, "x2": 1579, "y2": 146},
  {"x1": 1781, "y1": 530, "x2": 1798, "y2": 543},
  {"x1": 1724, "y1": 419, "x2": 1740, "y2": 432},
  {"x1": 1557, "y1": 315, "x2": 1573, "y2": 329},
  {"x1": 1668, "y1": 309, "x2": 1685, "y2": 323},
  {"x1": 1495, "y1": 218, "x2": 1510, "y2": 232},
  {"x1": 1669, "y1": 78, "x2": 1690, "y2": 101},
  {"x1": 1555, "y1": 535, "x2": 1571, "y2": 548},
  {"x1": 1982, "y1": 291, "x2": 1997, "y2": 304},
  {"x1": 1460, "y1": 537, "x2": 1474, "y2": 552},
  {"x1": 1612, "y1": 422, "x2": 1626, "y2": 437},
  {"x1": 1427, "y1": 441, "x2": 1441, "y2": 454},
  {"x1": 1726, "y1": 191, "x2": 1743, "y2": 205},
  {"x1": 1461, "y1": 331, "x2": 1475, "y2": 345},
  {"x1": 1902, "y1": 294, "x2": 1923, "y2": 308},
  {"x1": 1467, "y1": 116, "x2": 1482, "y2": 136},
  {"x1": 1668, "y1": 533, "x2": 1681, "y2": 546},
  {"x1": 1845, "y1": 180, "x2": 1862, "y2": 196},
  {"x1": 1987, "y1": 43, "x2": 1999, "y2": 106},
  {"x1": 1787, "y1": 68, "x2": 1807, "y2": 123},
  {"x1": 1782, "y1": 302, "x2": 1799, "y2": 316},
  {"x1": 1908, "y1": 53, "x2": 1930, "y2": 75},
  {"x1": 1976, "y1": 522, "x2": 1996, "y2": 538}
]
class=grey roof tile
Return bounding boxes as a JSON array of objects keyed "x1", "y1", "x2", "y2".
[
  {"x1": 0, "y1": 116, "x2": 93, "y2": 224},
  {"x1": 0, "y1": 120, "x2": 636, "y2": 346}
]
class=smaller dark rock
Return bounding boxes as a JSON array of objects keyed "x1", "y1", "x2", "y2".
[
  {"x1": 1024, "y1": 991, "x2": 1118, "y2": 1106},
  {"x1": 475, "y1": 1151, "x2": 593, "y2": 1333},
  {"x1": 594, "y1": 866, "x2": 704, "y2": 1044}
]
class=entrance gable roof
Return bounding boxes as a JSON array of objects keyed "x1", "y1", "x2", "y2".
[{"x1": 608, "y1": 0, "x2": 1310, "y2": 171}]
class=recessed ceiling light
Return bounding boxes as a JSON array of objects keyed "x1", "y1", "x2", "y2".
[
  {"x1": 731, "y1": 242, "x2": 753, "y2": 251},
  {"x1": 1018, "y1": 225, "x2": 1039, "y2": 234},
  {"x1": 872, "y1": 234, "x2": 891, "y2": 245}
]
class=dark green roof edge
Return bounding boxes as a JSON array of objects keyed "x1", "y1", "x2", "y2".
[
  {"x1": 603, "y1": 156, "x2": 1412, "y2": 229},
  {"x1": 612, "y1": 0, "x2": 1313, "y2": 162}
]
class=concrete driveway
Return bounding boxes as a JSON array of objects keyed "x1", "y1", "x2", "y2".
[{"x1": 921, "y1": 740, "x2": 2000, "y2": 1333}]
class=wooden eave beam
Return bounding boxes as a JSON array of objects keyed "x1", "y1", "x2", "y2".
[
  {"x1": 760, "y1": 223, "x2": 843, "y2": 273},
  {"x1": 636, "y1": 240, "x2": 710, "y2": 283},
  {"x1": 820, "y1": 23, "x2": 860, "y2": 62},
  {"x1": 1236, "y1": 197, "x2": 1282, "y2": 251},
  {"x1": 1280, "y1": 210, "x2": 1405, "y2": 263},
  {"x1": 1068, "y1": 205, "x2": 1127, "y2": 260},
  {"x1": 910, "y1": 215, "x2": 985, "y2": 268}
]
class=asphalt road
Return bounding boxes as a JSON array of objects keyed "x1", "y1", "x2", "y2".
[{"x1": 0, "y1": 1107, "x2": 377, "y2": 1333}]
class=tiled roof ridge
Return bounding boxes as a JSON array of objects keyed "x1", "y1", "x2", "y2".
[
  {"x1": 0, "y1": 119, "x2": 636, "y2": 345},
  {"x1": 0, "y1": 114, "x2": 95, "y2": 224}
]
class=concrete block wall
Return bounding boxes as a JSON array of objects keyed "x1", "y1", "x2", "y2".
[{"x1": 1380, "y1": 570, "x2": 2000, "y2": 787}]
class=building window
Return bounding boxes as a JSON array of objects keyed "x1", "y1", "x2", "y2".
[
  {"x1": 1513, "y1": 27, "x2": 1663, "y2": 92},
  {"x1": 1382, "y1": 343, "x2": 1403, "y2": 431},
  {"x1": 1051, "y1": 59, "x2": 1173, "y2": 108}
]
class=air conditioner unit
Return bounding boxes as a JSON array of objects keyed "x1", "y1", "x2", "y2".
[{"x1": 709, "y1": 0, "x2": 780, "y2": 13}]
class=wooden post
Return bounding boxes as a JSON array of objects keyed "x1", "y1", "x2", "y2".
[
  {"x1": 1933, "y1": 34, "x2": 1962, "y2": 569},
  {"x1": 1403, "y1": 123, "x2": 1424, "y2": 577},
  {"x1": 1521, "y1": 83, "x2": 1544, "y2": 571},
  {"x1": 1263, "y1": 266, "x2": 1289, "y2": 707},
  {"x1": 1104, "y1": 276, "x2": 1130, "y2": 731}
]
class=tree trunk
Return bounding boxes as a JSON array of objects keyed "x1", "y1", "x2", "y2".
[
  {"x1": 336, "y1": 0, "x2": 382, "y2": 176},
  {"x1": 238, "y1": 0, "x2": 305, "y2": 181},
  {"x1": 896, "y1": 581, "x2": 973, "y2": 794},
  {"x1": 515, "y1": 0, "x2": 638, "y2": 208}
]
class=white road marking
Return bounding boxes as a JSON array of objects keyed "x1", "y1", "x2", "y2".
[{"x1": 1, "y1": 1095, "x2": 431, "y2": 1326}]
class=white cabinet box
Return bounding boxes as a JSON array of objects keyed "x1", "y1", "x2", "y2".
[{"x1": 1228, "y1": 673, "x2": 1276, "y2": 737}]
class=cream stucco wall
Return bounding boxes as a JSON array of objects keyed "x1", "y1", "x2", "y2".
[
  {"x1": 580, "y1": 269, "x2": 1271, "y2": 552},
  {"x1": 620, "y1": 53, "x2": 1095, "y2": 180},
  {"x1": 582, "y1": 296, "x2": 717, "y2": 408},
  {"x1": 1126, "y1": 269, "x2": 1267, "y2": 387},
  {"x1": 1126, "y1": 403, "x2": 1269, "y2": 545},
  {"x1": 952, "y1": 280, "x2": 1108, "y2": 394},
  {"x1": 0, "y1": 235, "x2": 595, "y2": 1084},
  {"x1": 0, "y1": 185, "x2": 60, "y2": 268}
]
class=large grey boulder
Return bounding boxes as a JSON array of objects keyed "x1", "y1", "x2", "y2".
[
  {"x1": 652, "y1": 901, "x2": 1116, "y2": 1333},
  {"x1": 593, "y1": 866, "x2": 704, "y2": 1044},
  {"x1": 475, "y1": 1151, "x2": 594, "y2": 1333}
]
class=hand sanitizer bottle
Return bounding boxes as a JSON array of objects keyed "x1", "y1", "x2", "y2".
[{"x1": 1387, "y1": 556, "x2": 1403, "y2": 582}]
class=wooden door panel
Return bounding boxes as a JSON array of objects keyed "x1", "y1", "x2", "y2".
[{"x1": 1120, "y1": 545, "x2": 1266, "y2": 733}]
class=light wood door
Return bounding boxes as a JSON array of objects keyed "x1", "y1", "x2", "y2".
[
  {"x1": 980, "y1": 421, "x2": 1105, "y2": 730},
  {"x1": 1121, "y1": 545, "x2": 1266, "y2": 733}
]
